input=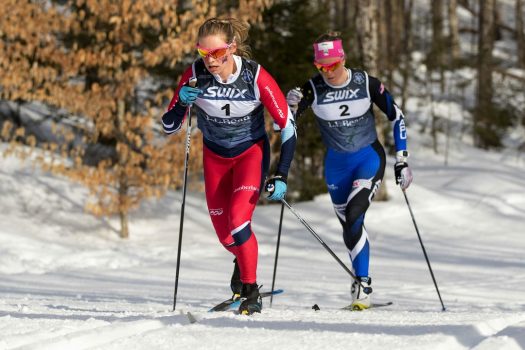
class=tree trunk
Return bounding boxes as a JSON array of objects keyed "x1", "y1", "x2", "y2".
[
  {"x1": 342, "y1": 0, "x2": 349, "y2": 29},
  {"x1": 427, "y1": 69, "x2": 439, "y2": 154},
  {"x1": 334, "y1": 0, "x2": 342, "y2": 28},
  {"x1": 357, "y1": 0, "x2": 379, "y2": 75},
  {"x1": 117, "y1": 99, "x2": 129, "y2": 239},
  {"x1": 381, "y1": 2, "x2": 404, "y2": 85},
  {"x1": 430, "y1": 0, "x2": 445, "y2": 70},
  {"x1": 389, "y1": 1, "x2": 404, "y2": 71},
  {"x1": 119, "y1": 205, "x2": 129, "y2": 239},
  {"x1": 475, "y1": 0, "x2": 495, "y2": 148},
  {"x1": 357, "y1": 0, "x2": 388, "y2": 201},
  {"x1": 517, "y1": 0, "x2": 525, "y2": 68},
  {"x1": 431, "y1": 0, "x2": 447, "y2": 93},
  {"x1": 401, "y1": 0, "x2": 414, "y2": 112},
  {"x1": 448, "y1": 0, "x2": 461, "y2": 64}
]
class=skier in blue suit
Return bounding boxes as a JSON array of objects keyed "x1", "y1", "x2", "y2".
[{"x1": 287, "y1": 32, "x2": 413, "y2": 309}]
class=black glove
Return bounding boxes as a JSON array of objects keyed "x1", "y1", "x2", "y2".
[{"x1": 394, "y1": 162, "x2": 413, "y2": 190}]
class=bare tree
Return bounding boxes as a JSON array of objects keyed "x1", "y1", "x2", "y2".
[
  {"x1": 356, "y1": 0, "x2": 389, "y2": 201},
  {"x1": 431, "y1": 0, "x2": 446, "y2": 92},
  {"x1": 449, "y1": 0, "x2": 461, "y2": 63},
  {"x1": 401, "y1": 0, "x2": 414, "y2": 112},
  {"x1": 476, "y1": 0, "x2": 496, "y2": 148},
  {"x1": 431, "y1": 0, "x2": 445, "y2": 66},
  {"x1": 517, "y1": 0, "x2": 525, "y2": 68},
  {"x1": 356, "y1": 0, "x2": 379, "y2": 74}
]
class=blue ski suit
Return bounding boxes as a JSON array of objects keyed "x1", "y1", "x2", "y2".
[{"x1": 294, "y1": 68, "x2": 408, "y2": 277}]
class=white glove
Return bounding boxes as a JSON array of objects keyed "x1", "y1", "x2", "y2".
[{"x1": 286, "y1": 87, "x2": 303, "y2": 113}]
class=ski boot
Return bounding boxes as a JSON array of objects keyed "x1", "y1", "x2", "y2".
[
  {"x1": 350, "y1": 276, "x2": 373, "y2": 310},
  {"x1": 230, "y1": 258, "x2": 242, "y2": 302},
  {"x1": 238, "y1": 282, "x2": 262, "y2": 315}
]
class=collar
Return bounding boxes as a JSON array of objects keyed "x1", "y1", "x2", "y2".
[
  {"x1": 322, "y1": 68, "x2": 351, "y2": 88},
  {"x1": 211, "y1": 55, "x2": 242, "y2": 84}
]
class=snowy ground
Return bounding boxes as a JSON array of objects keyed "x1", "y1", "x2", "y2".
[{"x1": 1, "y1": 135, "x2": 525, "y2": 350}]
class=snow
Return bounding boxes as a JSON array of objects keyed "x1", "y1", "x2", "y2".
[{"x1": 1, "y1": 132, "x2": 525, "y2": 350}]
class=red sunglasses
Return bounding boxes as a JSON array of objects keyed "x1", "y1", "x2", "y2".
[
  {"x1": 314, "y1": 58, "x2": 344, "y2": 72},
  {"x1": 196, "y1": 43, "x2": 232, "y2": 59}
]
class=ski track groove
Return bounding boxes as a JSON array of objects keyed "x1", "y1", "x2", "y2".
[
  {"x1": 469, "y1": 315, "x2": 525, "y2": 349},
  {"x1": 9, "y1": 317, "x2": 180, "y2": 350}
]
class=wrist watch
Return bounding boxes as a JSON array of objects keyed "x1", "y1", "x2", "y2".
[{"x1": 396, "y1": 150, "x2": 409, "y2": 163}]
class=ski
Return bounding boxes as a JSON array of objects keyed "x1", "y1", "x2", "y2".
[
  {"x1": 311, "y1": 301, "x2": 393, "y2": 312},
  {"x1": 341, "y1": 301, "x2": 393, "y2": 311},
  {"x1": 209, "y1": 289, "x2": 284, "y2": 312}
]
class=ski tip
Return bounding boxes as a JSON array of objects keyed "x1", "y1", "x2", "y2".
[
  {"x1": 260, "y1": 289, "x2": 284, "y2": 298},
  {"x1": 375, "y1": 301, "x2": 394, "y2": 307}
]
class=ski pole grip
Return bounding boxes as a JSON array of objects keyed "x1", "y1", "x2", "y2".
[
  {"x1": 188, "y1": 77, "x2": 197, "y2": 88},
  {"x1": 265, "y1": 175, "x2": 286, "y2": 194}
]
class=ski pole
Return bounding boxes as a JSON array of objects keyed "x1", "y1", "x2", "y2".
[
  {"x1": 270, "y1": 201, "x2": 285, "y2": 307},
  {"x1": 173, "y1": 77, "x2": 197, "y2": 312},
  {"x1": 280, "y1": 199, "x2": 367, "y2": 289},
  {"x1": 402, "y1": 189, "x2": 446, "y2": 311}
]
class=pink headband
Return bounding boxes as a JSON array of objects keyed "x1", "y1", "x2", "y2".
[{"x1": 313, "y1": 39, "x2": 345, "y2": 61}]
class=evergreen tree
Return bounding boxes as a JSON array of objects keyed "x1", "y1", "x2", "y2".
[{"x1": 250, "y1": 0, "x2": 331, "y2": 201}]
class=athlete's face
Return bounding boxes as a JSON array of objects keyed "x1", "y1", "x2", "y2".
[
  {"x1": 315, "y1": 57, "x2": 347, "y2": 85},
  {"x1": 197, "y1": 35, "x2": 236, "y2": 78}
]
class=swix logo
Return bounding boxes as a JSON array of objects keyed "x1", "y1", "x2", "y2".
[
  {"x1": 203, "y1": 86, "x2": 248, "y2": 99},
  {"x1": 323, "y1": 89, "x2": 360, "y2": 103},
  {"x1": 209, "y1": 208, "x2": 223, "y2": 216}
]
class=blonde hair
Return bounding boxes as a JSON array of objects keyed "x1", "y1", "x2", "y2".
[{"x1": 198, "y1": 17, "x2": 252, "y2": 59}]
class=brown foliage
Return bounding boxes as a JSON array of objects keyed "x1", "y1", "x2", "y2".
[{"x1": 0, "y1": 0, "x2": 272, "y2": 237}]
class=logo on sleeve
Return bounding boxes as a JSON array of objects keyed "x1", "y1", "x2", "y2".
[{"x1": 209, "y1": 208, "x2": 224, "y2": 216}]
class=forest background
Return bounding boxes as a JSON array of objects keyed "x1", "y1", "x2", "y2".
[{"x1": 1, "y1": 0, "x2": 524, "y2": 238}]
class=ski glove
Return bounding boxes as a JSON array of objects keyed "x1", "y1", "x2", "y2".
[
  {"x1": 286, "y1": 87, "x2": 303, "y2": 113},
  {"x1": 395, "y1": 162, "x2": 413, "y2": 190},
  {"x1": 178, "y1": 85, "x2": 202, "y2": 106},
  {"x1": 265, "y1": 175, "x2": 287, "y2": 201}
]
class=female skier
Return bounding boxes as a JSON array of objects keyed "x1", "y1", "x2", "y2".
[
  {"x1": 287, "y1": 32, "x2": 412, "y2": 309},
  {"x1": 162, "y1": 18, "x2": 296, "y2": 315}
]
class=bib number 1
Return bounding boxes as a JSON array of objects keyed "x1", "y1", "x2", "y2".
[{"x1": 221, "y1": 103, "x2": 231, "y2": 116}]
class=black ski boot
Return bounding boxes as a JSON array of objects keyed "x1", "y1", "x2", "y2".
[
  {"x1": 230, "y1": 258, "x2": 242, "y2": 301},
  {"x1": 239, "y1": 282, "x2": 262, "y2": 315}
]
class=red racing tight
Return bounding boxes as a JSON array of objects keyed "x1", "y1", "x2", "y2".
[{"x1": 203, "y1": 140, "x2": 265, "y2": 284}]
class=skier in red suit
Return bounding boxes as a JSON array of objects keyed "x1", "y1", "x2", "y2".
[{"x1": 162, "y1": 18, "x2": 296, "y2": 315}]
